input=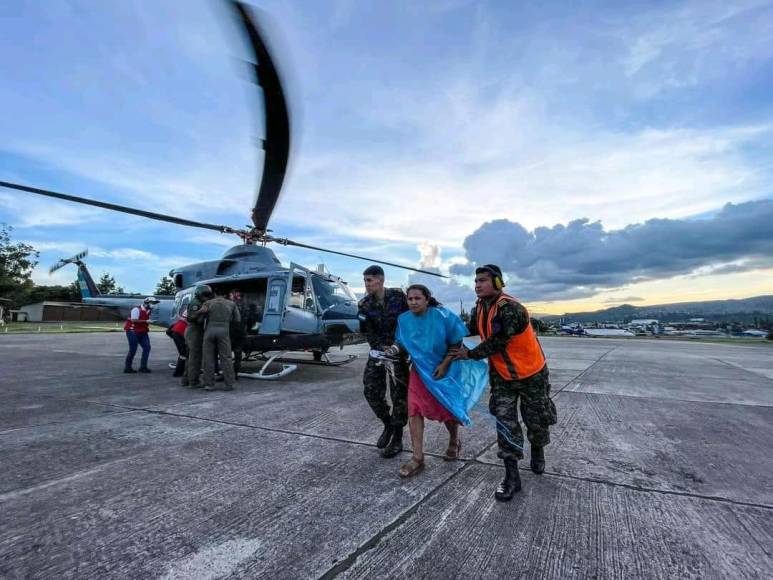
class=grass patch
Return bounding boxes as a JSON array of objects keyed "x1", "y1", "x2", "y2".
[{"x1": 0, "y1": 322, "x2": 166, "y2": 334}]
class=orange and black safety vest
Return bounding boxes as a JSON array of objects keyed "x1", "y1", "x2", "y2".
[{"x1": 476, "y1": 293, "x2": 545, "y2": 380}]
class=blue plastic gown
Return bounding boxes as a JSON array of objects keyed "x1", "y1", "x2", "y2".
[{"x1": 395, "y1": 306, "x2": 488, "y2": 426}]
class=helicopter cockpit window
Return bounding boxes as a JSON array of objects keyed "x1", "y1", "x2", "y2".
[
  {"x1": 289, "y1": 276, "x2": 315, "y2": 311},
  {"x1": 312, "y1": 276, "x2": 356, "y2": 310}
]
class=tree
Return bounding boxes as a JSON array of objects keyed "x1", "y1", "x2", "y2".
[
  {"x1": 0, "y1": 223, "x2": 39, "y2": 306},
  {"x1": 155, "y1": 275, "x2": 176, "y2": 296},
  {"x1": 97, "y1": 273, "x2": 124, "y2": 295}
]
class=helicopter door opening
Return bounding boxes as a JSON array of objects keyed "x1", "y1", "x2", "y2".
[
  {"x1": 206, "y1": 279, "x2": 269, "y2": 335},
  {"x1": 258, "y1": 274, "x2": 287, "y2": 335},
  {"x1": 281, "y1": 263, "x2": 321, "y2": 334}
]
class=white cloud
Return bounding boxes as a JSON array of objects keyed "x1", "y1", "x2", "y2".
[
  {"x1": 620, "y1": 0, "x2": 773, "y2": 93},
  {"x1": 417, "y1": 242, "x2": 441, "y2": 269}
]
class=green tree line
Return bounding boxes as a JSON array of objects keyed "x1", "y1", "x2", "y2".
[{"x1": 1, "y1": 224, "x2": 176, "y2": 313}]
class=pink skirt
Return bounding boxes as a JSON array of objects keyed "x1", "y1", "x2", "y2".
[{"x1": 408, "y1": 367, "x2": 457, "y2": 423}]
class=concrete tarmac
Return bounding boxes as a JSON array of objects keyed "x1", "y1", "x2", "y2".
[{"x1": 1, "y1": 334, "x2": 772, "y2": 579}]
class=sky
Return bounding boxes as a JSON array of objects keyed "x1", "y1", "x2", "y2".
[{"x1": 1, "y1": 0, "x2": 773, "y2": 314}]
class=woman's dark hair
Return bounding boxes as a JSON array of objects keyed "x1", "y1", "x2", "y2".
[{"x1": 406, "y1": 284, "x2": 441, "y2": 307}]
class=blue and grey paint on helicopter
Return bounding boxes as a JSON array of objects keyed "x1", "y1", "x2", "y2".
[{"x1": 66, "y1": 243, "x2": 363, "y2": 355}]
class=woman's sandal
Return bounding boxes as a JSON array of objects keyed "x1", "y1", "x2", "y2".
[
  {"x1": 444, "y1": 439, "x2": 462, "y2": 461},
  {"x1": 399, "y1": 457, "x2": 425, "y2": 478}
]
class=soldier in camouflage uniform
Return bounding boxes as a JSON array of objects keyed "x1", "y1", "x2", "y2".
[
  {"x1": 358, "y1": 265, "x2": 410, "y2": 458},
  {"x1": 453, "y1": 264, "x2": 557, "y2": 501},
  {"x1": 183, "y1": 284, "x2": 213, "y2": 388}
]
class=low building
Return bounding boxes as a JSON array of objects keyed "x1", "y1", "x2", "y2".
[{"x1": 17, "y1": 301, "x2": 123, "y2": 323}]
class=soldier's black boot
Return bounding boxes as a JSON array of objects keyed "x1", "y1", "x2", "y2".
[
  {"x1": 172, "y1": 357, "x2": 186, "y2": 377},
  {"x1": 530, "y1": 445, "x2": 545, "y2": 475},
  {"x1": 381, "y1": 425, "x2": 403, "y2": 458},
  {"x1": 494, "y1": 459, "x2": 522, "y2": 502},
  {"x1": 376, "y1": 419, "x2": 393, "y2": 449}
]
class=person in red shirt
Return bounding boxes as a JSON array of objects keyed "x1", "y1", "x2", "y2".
[{"x1": 124, "y1": 297, "x2": 160, "y2": 373}]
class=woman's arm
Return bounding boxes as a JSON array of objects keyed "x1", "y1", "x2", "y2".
[{"x1": 433, "y1": 340, "x2": 462, "y2": 379}]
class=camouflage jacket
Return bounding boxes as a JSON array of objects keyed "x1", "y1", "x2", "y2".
[
  {"x1": 466, "y1": 296, "x2": 530, "y2": 360},
  {"x1": 358, "y1": 288, "x2": 409, "y2": 349}
]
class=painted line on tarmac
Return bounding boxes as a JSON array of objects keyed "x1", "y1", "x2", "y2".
[
  {"x1": 0, "y1": 456, "x2": 138, "y2": 502},
  {"x1": 52, "y1": 349, "x2": 124, "y2": 357},
  {"x1": 0, "y1": 406, "x2": 139, "y2": 436}
]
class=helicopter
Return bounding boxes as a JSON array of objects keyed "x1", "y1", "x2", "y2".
[{"x1": 2, "y1": 1, "x2": 445, "y2": 378}]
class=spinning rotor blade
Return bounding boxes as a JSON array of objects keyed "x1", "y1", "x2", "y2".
[
  {"x1": 278, "y1": 238, "x2": 448, "y2": 278},
  {"x1": 50, "y1": 249, "x2": 88, "y2": 274},
  {"x1": 0, "y1": 181, "x2": 240, "y2": 235},
  {"x1": 232, "y1": 1, "x2": 290, "y2": 234}
]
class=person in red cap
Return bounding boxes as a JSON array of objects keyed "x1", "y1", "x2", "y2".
[{"x1": 124, "y1": 296, "x2": 160, "y2": 373}]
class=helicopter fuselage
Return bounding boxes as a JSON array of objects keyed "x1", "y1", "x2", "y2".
[
  {"x1": 169, "y1": 245, "x2": 362, "y2": 353},
  {"x1": 74, "y1": 244, "x2": 364, "y2": 353}
]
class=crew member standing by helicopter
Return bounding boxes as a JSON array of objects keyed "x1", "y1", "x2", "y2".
[
  {"x1": 184, "y1": 285, "x2": 213, "y2": 388},
  {"x1": 358, "y1": 265, "x2": 410, "y2": 458},
  {"x1": 202, "y1": 289, "x2": 241, "y2": 391},
  {"x1": 123, "y1": 297, "x2": 160, "y2": 373}
]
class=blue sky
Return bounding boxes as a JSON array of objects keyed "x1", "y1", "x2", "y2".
[{"x1": 1, "y1": 0, "x2": 773, "y2": 312}]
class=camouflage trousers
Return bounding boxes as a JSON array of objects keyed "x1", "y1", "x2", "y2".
[
  {"x1": 363, "y1": 356, "x2": 409, "y2": 427},
  {"x1": 489, "y1": 365, "x2": 558, "y2": 461}
]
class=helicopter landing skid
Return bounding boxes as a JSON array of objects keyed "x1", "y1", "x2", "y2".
[
  {"x1": 238, "y1": 351, "x2": 298, "y2": 380},
  {"x1": 258, "y1": 352, "x2": 357, "y2": 367},
  {"x1": 249, "y1": 351, "x2": 357, "y2": 367}
]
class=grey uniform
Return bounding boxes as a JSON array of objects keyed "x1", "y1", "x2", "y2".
[
  {"x1": 184, "y1": 296, "x2": 207, "y2": 387},
  {"x1": 203, "y1": 296, "x2": 241, "y2": 388}
]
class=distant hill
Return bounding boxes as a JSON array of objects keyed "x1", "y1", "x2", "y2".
[{"x1": 543, "y1": 295, "x2": 773, "y2": 324}]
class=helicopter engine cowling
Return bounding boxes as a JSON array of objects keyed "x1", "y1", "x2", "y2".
[{"x1": 170, "y1": 245, "x2": 283, "y2": 290}]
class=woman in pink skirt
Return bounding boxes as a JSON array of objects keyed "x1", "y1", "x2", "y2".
[{"x1": 387, "y1": 285, "x2": 487, "y2": 478}]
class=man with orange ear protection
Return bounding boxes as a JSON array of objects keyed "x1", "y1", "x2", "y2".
[{"x1": 452, "y1": 264, "x2": 557, "y2": 502}]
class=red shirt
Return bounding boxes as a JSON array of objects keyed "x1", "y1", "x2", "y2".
[
  {"x1": 124, "y1": 306, "x2": 151, "y2": 334},
  {"x1": 170, "y1": 318, "x2": 188, "y2": 335}
]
